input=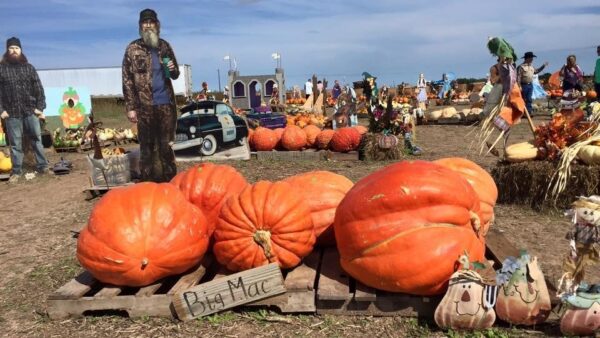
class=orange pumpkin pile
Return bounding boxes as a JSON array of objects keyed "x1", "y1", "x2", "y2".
[{"x1": 250, "y1": 125, "x2": 365, "y2": 152}]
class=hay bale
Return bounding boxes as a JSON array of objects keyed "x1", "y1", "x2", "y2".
[
  {"x1": 491, "y1": 161, "x2": 600, "y2": 211},
  {"x1": 358, "y1": 133, "x2": 406, "y2": 161}
]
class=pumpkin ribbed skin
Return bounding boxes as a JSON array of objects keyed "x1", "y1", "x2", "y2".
[
  {"x1": 213, "y1": 181, "x2": 316, "y2": 271},
  {"x1": 330, "y1": 127, "x2": 361, "y2": 152},
  {"x1": 281, "y1": 125, "x2": 307, "y2": 150},
  {"x1": 303, "y1": 125, "x2": 321, "y2": 148},
  {"x1": 560, "y1": 304, "x2": 600, "y2": 336},
  {"x1": 334, "y1": 160, "x2": 485, "y2": 295},
  {"x1": 434, "y1": 158, "x2": 498, "y2": 236},
  {"x1": 316, "y1": 129, "x2": 335, "y2": 149},
  {"x1": 170, "y1": 163, "x2": 248, "y2": 235},
  {"x1": 283, "y1": 171, "x2": 353, "y2": 246},
  {"x1": 77, "y1": 183, "x2": 210, "y2": 286},
  {"x1": 252, "y1": 127, "x2": 278, "y2": 151}
]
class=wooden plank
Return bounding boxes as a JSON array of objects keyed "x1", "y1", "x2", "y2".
[
  {"x1": 167, "y1": 255, "x2": 212, "y2": 295},
  {"x1": 47, "y1": 295, "x2": 173, "y2": 319},
  {"x1": 284, "y1": 250, "x2": 319, "y2": 291},
  {"x1": 353, "y1": 282, "x2": 377, "y2": 302},
  {"x1": 136, "y1": 281, "x2": 163, "y2": 297},
  {"x1": 48, "y1": 271, "x2": 97, "y2": 300},
  {"x1": 327, "y1": 151, "x2": 359, "y2": 161},
  {"x1": 94, "y1": 285, "x2": 123, "y2": 298},
  {"x1": 485, "y1": 228, "x2": 521, "y2": 264},
  {"x1": 317, "y1": 248, "x2": 351, "y2": 301},
  {"x1": 172, "y1": 263, "x2": 286, "y2": 321}
]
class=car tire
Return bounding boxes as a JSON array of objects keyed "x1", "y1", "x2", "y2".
[{"x1": 200, "y1": 134, "x2": 218, "y2": 156}]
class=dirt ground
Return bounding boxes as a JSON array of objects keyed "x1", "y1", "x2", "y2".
[{"x1": 0, "y1": 113, "x2": 590, "y2": 337}]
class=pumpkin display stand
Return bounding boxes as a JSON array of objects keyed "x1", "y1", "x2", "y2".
[
  {"x1": 46, "y1": 229, "x2": 554, "y2": 320},
  {"x1": 491, "y1": 161, "x2": 600, "y2": 210}
]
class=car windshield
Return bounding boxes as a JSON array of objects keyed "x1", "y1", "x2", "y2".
[{"x1": 216, "y1": 103, "x2": 233, "y2": 115}]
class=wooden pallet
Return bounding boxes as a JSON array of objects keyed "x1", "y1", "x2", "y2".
[
  {"x1": 254, "y1": 150, "x2": 359, "y2": 161},
  {"x1": 47, "y1": 255, "x2": 214, "y2": 319},
  {"x1": 54, "y1": 146, "x2": 81, "y2": 153},
  {"x1": 316, "y1": 248, "x2": 441, "y2": 316},
  {"x1": 0, "y1": 173, "x2": 9, "y2": 181},
  {"x1": 47, "y1": 251, "x2": 320, "y2": 319},
  {"x1": 83, "y1": 181, "x2": 135, "y2": 200}
]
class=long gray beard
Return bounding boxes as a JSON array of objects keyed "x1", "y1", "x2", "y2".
[{"x1": 141, "y1": 30, "x2": 159, "y2": 49}]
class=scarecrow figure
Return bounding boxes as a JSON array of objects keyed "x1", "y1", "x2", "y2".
[
  {"x1": 559, "y1": 195, "x2": 600, "y2": 296},
  {"x1": 362, "y1": 72, "x2": 378, "y2": 112},
  {"x1": 478, "y1": 37, "x2": 529, "y2": 156}
]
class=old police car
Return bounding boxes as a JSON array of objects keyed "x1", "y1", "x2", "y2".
[{"x1": 173, "y1": 100, "x2": 249, "y2": 156}]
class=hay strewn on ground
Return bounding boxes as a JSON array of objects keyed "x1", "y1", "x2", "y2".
[
  {"x1": 358, "y1": 133, "x2": 406, "y2": 161},
  {"x1": 492, "y1": 161, "x2": 600, "y2": 210}
]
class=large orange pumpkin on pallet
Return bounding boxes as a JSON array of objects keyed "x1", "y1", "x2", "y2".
[
  {"x1": 77, "y1": 183, "x2": 210, "y2": 286},
  {"x1": 252, "y1": 127, "x2": 278, "y2": 151},
  {"x1": 303, "y1": 125, "x2": 321, "y2": 148},
  {"x1": 283, "y1": 171, "x2": 354, "y2": 246},
  {"x1": 433, "y1": 157, "x2": 497, "y2": 236},
  {"x1": 281, "y1": 125, "x2": 307, "y2": 150},
  {"x1": 170, "y1": 163, "x2": 248, "y2": 235},
  {"x1": 330, "y1": 127, "x2": 362, "y2": 152},
  {"x1": 316, "y1": 129, "x2": 335, "y2": 149},
  {"x1": 213, "y1": 181, "x2": 316, "y2": 271},
  {"x1": 273, "y1": 128, "x2": 285, "y2": 149},
  {"x1": 334, "y1": 160, "x2": 486, "y2": 295}
]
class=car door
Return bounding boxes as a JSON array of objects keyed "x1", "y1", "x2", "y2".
[{"x1": 216, "y1": 103, "x2": 236, "y2": 142}]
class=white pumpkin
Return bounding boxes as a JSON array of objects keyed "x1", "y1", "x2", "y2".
[
  {"x1": 470, "y1": 108, "x2": 483, "y2": 115},
  {"x1": 578, "y1": 145, "x2": 600, "y2": 165},
  {"x1": 426, "y1": 109, "x2": 443, "y2": 120},
  {"x1": 441, "y1": 107, "x2": 458, "y2": 118},
  {"x1": 505, "y1": 142, "x2": 539, "y2": 163}
]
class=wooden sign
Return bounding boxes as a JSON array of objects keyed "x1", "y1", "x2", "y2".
[{"x1": 172, "y1": 263, "x2": 286, "y2": 320}]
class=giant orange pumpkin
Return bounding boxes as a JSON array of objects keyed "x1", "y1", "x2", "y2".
[
  {"x1": 281, "y1": 125, "x2": 307, "y2": 150},
  {"x1": 334, "y1": 160, "x2": 486, "y2": 295},
  {"x1": 303, "y1": 125, "x2": 321, "y2": 148},
  {"x1": 252, "y1": 127, "x2": 278, "y2": 151},
  {"x1": 434, "y1": 158, "x2": 498, "y2": 236},
  {"x1": 213, "y1": 181, "x2": 316, "y2": 271},
  {"x1": 330, "y1": 127, "x2": 361, "y2": 152},
  {"x1": 283, "y1": 171, "x2": 353, "y2": 246},
  {"x1": 77, "y1": 183, "x2": 210, "y2": 286},
  {"x1": 316, "y1": 129, "x2": 336, "y2": 149},
  {"x1": 170, "y1": 163, "x2": 248, "y2": 235}
]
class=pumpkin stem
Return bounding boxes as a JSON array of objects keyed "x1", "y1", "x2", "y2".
[
  {"x1": 470, "y1": 211, "x2": 481, "y2": 236},
  {"x1": 253, "y1": 230, "x2": 275, "y2": 263},
  {"x1": 141, "y1": 258, "x2": 149, "y2": 269}
]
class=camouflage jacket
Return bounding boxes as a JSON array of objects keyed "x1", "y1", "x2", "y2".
[{"x1": 122, "y1": 38, "x2": 180, "y2": 113}]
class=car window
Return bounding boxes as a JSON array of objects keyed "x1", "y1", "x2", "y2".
[{"x1": 216, "y1": 103, "x2": 233, "y2": 115}]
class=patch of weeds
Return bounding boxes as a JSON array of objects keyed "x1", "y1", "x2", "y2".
[
  {"x1": 197, "y1": 311, "x2": 236, "y2": 326},
  {"x1": 402, "y1": 317, "x2": 433, "y2": 337},
  {"x1": 446, "y1": 328, "x2": 511, "y2": 338},
  {"x1": 245, "y1": 308, "x2": 269, "y2": 322}
]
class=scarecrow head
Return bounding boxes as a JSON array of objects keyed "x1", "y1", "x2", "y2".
[{"x1": 570, "y1": 196, "x2": 600, "y2": 226}]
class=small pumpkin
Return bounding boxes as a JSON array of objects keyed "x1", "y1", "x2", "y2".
[
  {"x1": 316, "y1": 129, "x2": 336, "y2": 149},
  {"x1": 434, "y1": 158, "x2": 497, "y2": 236},
  {"x1": 495, "y1": 254, "x2": 551, "y2": 325},
  {"x1": 213, "y1": 181, "x2": 316, "y2": 271},
  {"x1": 441, "y1": 107, "x2": 458, "y2": 118},
  {"x1": 334, "y1": 160, "x2": 485, "y2": 295},
  {"x1": 330, "y1": 127, "x2": 361, "y2": 152},
  {"x1": 281, "y1": 125, "x2": 307, "y2": 151},
  {"x1": 303, "y1": 125, "x2": 321, "y2": 148},
  {"x1": 170, "y1": 163, "x2": 248, "y2": 235},
  {"x1": 77, "y1": 183, "x2": 210, "y2": 286},
  {"x1": 283, "y1": 171, "x2": 354, "y2": 246},
  {"x1": 561, "y1": 302, "x2": 600, "y2": 336},
  {"x1": 578, "y1": 145, "x2": 600, "y2": 165},
  {"x1": 252, "y1": 127, "x2": 278, "y2": 151},
  {"x1": 377, "y1": 134, "x2": 398, "y2": 149},
  {"x1": 587, "y1": 90, "x2": 597, "y2": 100},
  {"x1": 0, "y1": 153, "x2": 12, "y2": 172},
  {"x1": 425, "y1": 109, "x2": 443, "y2": 120},
  {"x1": 504, "y1": 141, "x2": 539, "y2": 163}
]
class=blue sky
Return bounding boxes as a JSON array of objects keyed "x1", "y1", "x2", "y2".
[{"x1": 2, "y1": 0, "x2": 600, "y2": 91}]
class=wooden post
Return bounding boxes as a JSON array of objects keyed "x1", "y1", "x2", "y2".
[
  {"x1": 312, "y1": 74, "x2": 318, "y2": 106},
  {"x1": 523, "y1": 107, "x2": 536, "y2": 136},
  {"x1": 322, "y1": 78, "x2": 328, "y2": 116}
]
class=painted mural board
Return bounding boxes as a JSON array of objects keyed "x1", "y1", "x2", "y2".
[{"x1": 45, "y1": 86, "x2": 91, "y2": 129}]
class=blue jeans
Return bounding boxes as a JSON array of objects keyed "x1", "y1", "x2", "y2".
[
  {"x1": 521, "y1": 83, "x2": 533, "y2": 114},
  {"x1": 4, "y1": 114, "x2": 49, "y2": 175}
]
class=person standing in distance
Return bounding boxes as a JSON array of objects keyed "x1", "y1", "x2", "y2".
[
  {"x1": 517, "y1": 51, "x2": 547, "y2": 114},
  {"x1": 122, "y1": 9, "x2": 180, "y2": 182},
  {"x1": 0, "y1": 37, "x2": 49, "y2": 183}
]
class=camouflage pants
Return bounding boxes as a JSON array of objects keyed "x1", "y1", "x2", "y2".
[{"x1": 137, "y1": 104, "x2": 177, "y2": 183}]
